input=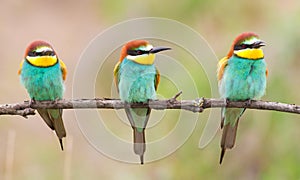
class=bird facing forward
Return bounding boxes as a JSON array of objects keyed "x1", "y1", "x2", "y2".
[
  {"x1": 19, "y1": 40, "x2": 67, "y2": 150},
  {"x1": 217, "y1": 32, "x2": 268, "y2": 164}
]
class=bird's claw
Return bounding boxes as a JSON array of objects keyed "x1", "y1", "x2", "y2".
[
  {"x1": 224, "y1": 98, "x2": 229, "y2": 107},
  {"x1": 194, "y1": 97, "x2": 204, "y2": 107},
  {"x1": 29, "y1": 98, "x2": 36, "y2": 108},
  {"x1": 53, "y1": 98, "x2": 60, "y2": 105},
  {"x1": 245, "y1": 99, "x2": 252, "y2": 106},
  {"x1": 193, "y1": 97, "x2": 204, "y2": 112}
]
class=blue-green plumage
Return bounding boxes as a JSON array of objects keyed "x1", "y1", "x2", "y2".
[
  {"x1": 219, "y1": 56, "x2": 267, "y2": 101},
  {"x1": 117, "y1": 58, "x2": 156, "y2": 164},
  {"x1": 220, "y1": 56, "x2": 266, "y2": 128},
  {"x1": 20, "y1": 60, "x2": 64, "y2": 100},
  {"x1": 20, "y1": 58, "x2": 66, "y2": 150},
  {"x1": 118, "y1": 58, "x2": 156, "y2": 131},
  {"x1": 118, "y1": 58, "x2": 157, "y2": 103}
]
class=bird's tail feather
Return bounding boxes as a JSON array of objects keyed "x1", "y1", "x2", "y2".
[
  {"x1": 49, "y1": 109, "x2": 66, "y2": 150},
  {"x1": 125, "y1": 107, "x2": 151, "y2": 164},
  {"x1": 37, "y1": 109, "x2": 55, "y2": 130},
  {"x1": 133, "y1": 128, "x2": 146, "y2": 164},
  {"x1": 219, "y1": 108, "x2": 244, "y2": 164},
  {"x1": 220, "y1": 119, "x2": 239, "y2": 164},
  {"x1": 38, "y1": 109, "x2": 66, "y2": 150}
]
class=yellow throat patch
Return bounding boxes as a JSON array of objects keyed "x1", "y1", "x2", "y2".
[
  {"x1": 26, "y1": 56, "x2": 58, "y2": 67},
  {"x1": 128, "y1": 54, "x2": 156, "y2": 65},
  {"x1": 234, "y1": 49, "x2": 264, "y2": 60}
]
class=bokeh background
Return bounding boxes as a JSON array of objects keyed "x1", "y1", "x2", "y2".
[{"x1": 1, "y1": 0, "x2": 300, "y2": 179}]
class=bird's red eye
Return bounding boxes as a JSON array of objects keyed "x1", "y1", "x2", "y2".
[{"x1": 127, "y1": 49, "x2": 147, "y2": 56}]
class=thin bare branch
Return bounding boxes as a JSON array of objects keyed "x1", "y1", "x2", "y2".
[{"x1": 0, "y1": 96, "x2": 299, "y2": 118}]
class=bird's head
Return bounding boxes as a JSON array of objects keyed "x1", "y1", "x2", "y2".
[
  {"x1": 119, "y1": 40, "x2": 171, "y2": 65},
  {"x1": 228, "y1": 32, "x2": 265, "y2": 60},
  {"x1": 25, "y1": 40, "x2": 58, "y2": 67}
]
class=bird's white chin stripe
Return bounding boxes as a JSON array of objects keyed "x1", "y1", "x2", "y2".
[
  {"x1": 127, "y1": 54, "x2": 147, "y2": 60},
  {"x1": 35, "y1": 46, "x2": 53, "y2": 52}
]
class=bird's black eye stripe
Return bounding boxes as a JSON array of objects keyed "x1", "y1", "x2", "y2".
[
  {"x1": 44, "y1": 51, "x2": 55, "y2": 56},
  {"x1": 234, "y1": 42, "x2": 264, "y2": 50},
  {"x1": 28, "y1": 51, "x2": 55, "y2": 57},
  {"x1": 27, "y1": 51, "x2": 37, "y2": 57},
  {"x1": 234, "y1": 44, "x2": 252, "y2": 50},
  {"x1": 127, "y1": 49, "x2": 149, "y2": 56}
]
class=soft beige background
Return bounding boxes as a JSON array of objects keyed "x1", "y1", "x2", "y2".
[{"x1": 0, "y1": 0, "x2": 300, "y2": 179}]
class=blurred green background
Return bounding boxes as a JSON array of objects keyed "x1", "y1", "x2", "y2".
[{"x1": 1, "y1": 0, "x2": 300, "y2": 179}]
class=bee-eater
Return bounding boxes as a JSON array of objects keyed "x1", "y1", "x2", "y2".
[
  {"x1": 18, "y1": 40, "x2": 67, "y2": 150},
  {"x1": 217, "y1": 32, "x2": 268, "y2": 164},
  {"x1": 114, "y1": 40, "x2": 171, "y2": 164}
]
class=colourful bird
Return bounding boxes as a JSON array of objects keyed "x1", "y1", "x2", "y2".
[
  {"x1": 114, "y1": 40, "x2": 171, "y2": 164},
  {"x1": 18, "y1": 40, "x2": 67, "y2": 150},
  {"x1": 217, "y1": 32, "x2": 268, "y2": 164}
]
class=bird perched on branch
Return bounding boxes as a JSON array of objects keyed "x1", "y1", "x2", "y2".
[
  {"x1": 19, "y1": 40, "x2": 67, "y2": 150},
  {"x1": 114, "y1": 40, "x2": 171, "y2": 164},
  {"x1": 217, "y1": 32, "x2": 268, "y2": 164}
]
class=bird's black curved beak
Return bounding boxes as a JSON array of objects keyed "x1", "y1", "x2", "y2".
[
  {"x1": 149, "y1": 47, "x2": 171, "y2": 54},
  {"x1": 253, "y1": 41, "x2": 266, "y2": 48}
]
